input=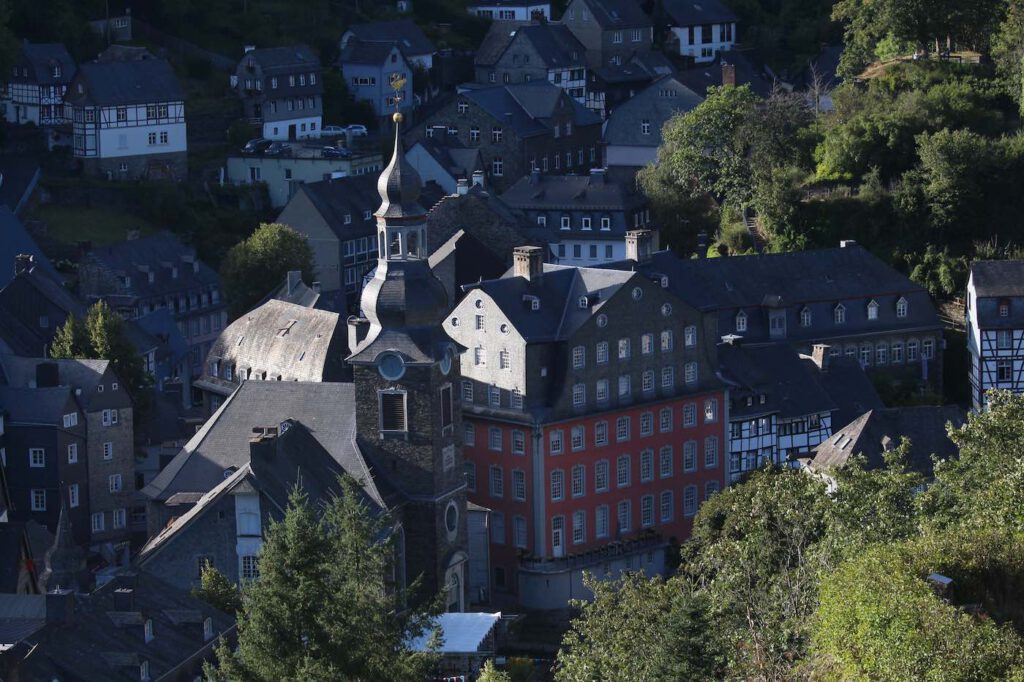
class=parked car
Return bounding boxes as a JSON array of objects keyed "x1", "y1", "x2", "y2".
[
  {"x1": 242, "y1": 138, "x2": 272, "y2": 154},
  {"x1": 265, "y1": 142, "x2": 292, "y2": 156},
  {"x1": 345, "y1": 124, "x2": 368, "y2": 137},
  {"x1": 321, "y1": 146, "x2": 351, "y2": 159},
  {"x1": 320, "y1": 125, "x2": 346, "y2": 137}
]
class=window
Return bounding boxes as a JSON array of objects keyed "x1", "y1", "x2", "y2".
[
  {"x1": 997, "y1": 359, "x2": 1013, "y2": 382},
  {"x1": 613, "y1": 30, "x2": 623, "y2": 43},
  {"x1": 640, "y1": 449, "x2": 654, "y2": 481},
  {"x1": 867, "y1": 299, "x2": 879, "y2": 320},
  {"x1": 572, "y1": 345, "x2": 586, "y2": 369},
  {"x1": 571, "y1": 425, "x2": 585, "y2": 450},
  {"x1": 800, "y1": 307, "x2": 812, "y2": 327},
  {"x1": 684, "y1": 326, "x2": 697, "y2": 348},
  {"x1": 241, "y1": 555, "x2": 260, "y2": 581},
  {"x1": 63, "y1": 412, "x2": 78, "y2": 428},
  {"x1": 595, "y1": 460, "x2": 609, "y2": 492},
  {"x1": 617, "y1": 499, "x2": 631, "y2": 532},
  {"x1": 616, "y1": 416, "x2": 630, "y2": 441},
  {"x1": 499, "y1": 350, "x2": 510, "y2": 370},
  {"x1": 470, "y1": 126, "x2": 480, "y2": 142},
  {"x1": 618, "y1": 337, "x2": 631, "y2": 359},
  {"x1": 550, "y1": 470, "x2": 564, "y2": 501},
  {"x1": 68, "y1": 484, "x2": 79, "y2": 508},
  {"x1": 440, "y1": 385, "x2": 454, "y2": 432},
  {"x1": 102, "y1": 409, "x2": 118, "y2": 426},
  {"x1": 596, "y1": 505, "x2": 610, "y2": 538},
  {"x1": 491, "y1": 126, "x2": 503, "y2": 143},
  {"x1": 616, "y1": 455, "x2": 631, "y2": 487},
  {"x1": 490, "y1": 427, "x2": 502, "y2": 451},
  {"x1": 735, "y1": 310, "x2": 747, "y2": 332},
  {"x1": 147, "y1": 131, "x2": 157, "y2": 145},
  {"x1": 908, "y1": 340, "x2": 920, "y2": 362},
  {"x1": 892, "y1": 341, "x2": 904, "y2": 363},
  {"x1": 639, "y1": 412, "x2": 653, "y2": 436},
  {"x1": 492, "y1": 157, "x2": 504, "y2": 176},
  {"x1": 379, "y1": 391, "x2": 407, "y2": 432},
  {"x1": 109, "y1": 474, "x2": 122, "y2": 493},
  {"x1": 834, "y1": 304, "x2": 846, "y2": 324},
  {"x1": 514, "y1": 515, "x2": 528, "y2": 548},
  {"x1": 1000, "y1": 301, "x2": 1010, "y2": 317},
  {"x1": 631, "y1": 28, "x2": 643, "y2": 42},
  {"x1": 896, "y1": 297, "x2": 908, "y2": 318},
  {"x1": 661, "y1": 330, "x2": 673, "y2": 352},
  {"x1": 705, "y1": 481, "x2": 721, "y2": 500},
  {"x1": 659, "y1": 446, "x2": 673, "y2": 478},
  {"x1": 683, "y1": 403, "x2": 697, "y2": 427},
  {"x1": 550, "y1": 429, "x2": 564, "y2": 454},
  {"x1": 595, "y1": 420, "x2": 609, "y2": 446},
  {"x1": 561, "y1": 465, "x2": 582, "y2": 502},
  {"x1": 490, "y1": 466, "x2": 504, "y2": 497},
  {"x1": 596, "y1": 379, "x2": 609, "y2": 404},
  {"x1": 159, "y1": 131, "x2": 168, "y2": 145},
  {"x1": 560, "y1": 215, "x2": 571, "y2": 230},
  {"x1": 462, "y1": 380, "x2": 474, "y2": 402},
  {"x1": 596, "y1": 341, "x2": 609, "y2": 364},
  {"x1": 29, "y1": 448, "x2": 44, "y2": 467},
  {"x1": 113, "y1": 508, "x2": 126, "y2": 529},
  {"x1": 67, "y1": 443, "x2": 78, "y2": 464},
  {"x1": 860, "y1": 345, "x2": 872, "y2": 366},
  {"x1": 638, "y1": 495, "x2": 654, "y2": 527},
  {"x1": 876, "y1": 343, "x2": 888, "y2": 365},
  {"x1": 998, "y1": 330, "x2": 1012, "y2": 349},
  {"x1": 510, "y1": 430, "x2": 525, "y2": 455},
  {"x1": 642, "y1": 370, "x2": 655, "y2": 393},
  {"x1": 660, "y1": 408, "x2": 673, "y2": 433},
  {"x1": 473, "y1": 347, "x2": 486, "y2": 366},
  {"x1": 923, "y1": 339, "x2": 935, "y2": 360},
  {"x1": 662, "y1": 366, "x2": 675, "y2": 389},
  {"x1": 31, "y1": 489, "x2": 46, "y2": 511},
  {"x1": 513, "y1": 469, "x2": 526, "y2": 500},
  {"x1": 704, "y1": 437, "x2": 719, "y2": 468},
  {"x1": 684, "y1": 485, "x2": 698, "y2": 516},
  {"x1": 684, "y1": 362, "x2": 698, "y2": 386},
  {"x1": 582, "y1": 216, "x2": 591, "y2": 230},
  {"x1": 683, "y1": 440, "x2": 697, "y2": 472},
  {"x1": 703, "y1": 399, "x2": 718, "y2": 423},
  {"x1": 640, "y1": 333, "x2": 653, "y2": 355},
  {"x1": 91, "y1": 512, "x2": 104, "y2": 531},
  {"x1": 465, "y1": 461, "x2": 477, "y2": 491},
  {"x1": 641, "y1": 119, "x2": 651, "y2": 135},
  {"x1": 618, "y1": 374, "x2": 631, "y2": 398}
]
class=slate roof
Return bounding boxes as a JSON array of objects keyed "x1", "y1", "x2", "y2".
[
  {"x1": 718, "y1": 342, "x2": 836, "y2": 419},
  {"x1": 427, "y1": 184, "x2": 530, "y2": 261},
  {"x1": 241, "y1": 45, "x2": 319, "y2": 73},
  {"x1": 344, "y1": 19, "x2": 435, "y2": 59},
  {"x1": 603, "y1": 74, "x2": 704, "y2": 148},
  {"x1": 0, "y1": 523, "x2": 36, "y2": 593},
  {"x1": 476, "y1": 21, "x2": 528, "y2": 67},
  {"x1": 7, "y1": 571, "x2": 234, "y2": 682},
  {"x1": 0, "y1": 207, "x2": 60, "y2": 289},
  {"x1": 82, "y1": 232, "x2": 219, "y2": 300},
  {"x1": 141, "y1": 381, "x2": 373, "y2": 503},
  {"x1": 804, "y1": 355, "x2": 884, "y2": 431},
  {"x1": 811, "y1": 405, "x2": 965, "y2": 477},
  {"x1": 467, "y1": 264, "x2": 634, "y2": 342},
  {"x1": 663, "y1": 0, "x2": 737, "y2": 26},
  {"x1": 411, "y1": 137, "x2": 482, "y2": 180},
  {"x1": 0, "y1": 356, "x2": 112, "y2": 409},
  {"x1": 578, "y1": 0, "x2": 652, "y2": 29},
  {"x1": 0, "y1": 385, "x2": 72, "y2": 423},
  {"x1": 339, "y1": 39, "x2": 403, "y2": 67},
  {"x1": 287, "y1": 175, "x2": 382, "y2": 242},
  {"x1": 595, "y1": 50, "x2": 673, "y2": 85},
  {"x1": 677, "y1": 50, "x2": 776, "y2": 98},
  {"x1": 262, "y1": 271, "x2": 321, "y2": 308},
  {"x1": 14, "y1": 43, "x2": 75, "y2": 86},
  {"x1": 463, "y1": 82, "x2": 602, "y2": 138},
  {"x1": 477, "y1": 21, "x2": 586, "y2": 69},
  {"x1": 0, "y1": 157, "x2": 41, "y2": 215},
  {"x1": 500, "y1": 170, "x2": 644, "y2": 210},
  {"x1": 970, "y1": 260, "x2": 1024, "y2": 298},
  {"x1": 199, "y1": 299, "x2": 344, "y2": 389},
  {"x1": 64, "y1": 58, "x2": 183, "y2": 107}
]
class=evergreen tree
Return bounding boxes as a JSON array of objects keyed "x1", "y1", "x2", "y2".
[
  {"x1": 477, "y1": 659, "x2": 511, "y2": 682},
  {"x1": 49, "y1": 315, "x2": 89, "y2": 359},
  {"x1": 192, "y1": 564, "x2": 242, "y2": 616},
  {"x1": 206, "y1": 478, "x2": 436, "y2": 681}
]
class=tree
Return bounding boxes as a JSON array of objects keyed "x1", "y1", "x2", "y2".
[
  {"x1": 192, "y1": 564, "x2": 242, "y2": 616},
  {"x1": 477, "y1": 659, "x2": 511, "y2": 682},
  {"x1": 993, "y1": 0, "x2": 1024, "y2": 116},
  {"x1": 555, "y1": 572, "x2": 718, "y2": 682},
  {"x1": 49, "y1": 314, "x2": 89, "y2": 359},
  {"x1": 206, "y1": 478, "x2": 436, "y2": 681},
  {"x1": 220, "y1": 223, "x2": 315, "y2": 319}
]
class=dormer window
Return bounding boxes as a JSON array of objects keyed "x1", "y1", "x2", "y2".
[
  {"x1": 204, "y1": 617, "x2": 214, "y2": 641},
  {"x1": 834, "y1": 303, "x2": 846, "y2": 325},
  {"x1": 561, "y1": 216, "x2": 570, "y2": 230},
  {"x1": 52, "y1": 64, "x2": 62, "y2": 78},
  {"x1": 800, "y1": 307, "x2": 811, "y2": 327},
  {"x1": 641, "y1": 119, "x2": 650, "y2": 135},
  {"x1": 867, "y1": 299, "x2": 879, "y2": 320},
  {"x1": 896, "y1": 297, "x2": 908, "y2": 318},
  {"x1": 140, "y1": 660, "x2": 150, "y2": 681},
  {"x1": 735, "y1": 310, "x2": 747, "y2": 332},
  {"x1": 1000, "y1": 300, "x2": 1010, "y2": 317},
  {"x1": 144, "y1": 619, "x2": 154, "y2": 643}
]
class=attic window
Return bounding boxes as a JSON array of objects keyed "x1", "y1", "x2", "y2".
[
  {"x1": 578, "y1": 296, "x2": 589, "y2": 309},
  {"x1": 1000, "y1": 300, "x2": 1011, "y2": 317}
]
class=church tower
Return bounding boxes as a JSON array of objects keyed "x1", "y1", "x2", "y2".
[{"x1": 348, "y1": 113, "x2": 467, "y2": 610}]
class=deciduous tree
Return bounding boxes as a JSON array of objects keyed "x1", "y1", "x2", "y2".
[{"x1": 220, "y1": 223, "x2": 315, "y2": 319}]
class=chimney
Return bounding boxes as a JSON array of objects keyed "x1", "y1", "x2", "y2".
[
  {"x1": 312, "y1": 281, "x2": 321, "y2": 294},
  {"x1": 471, "y1": 170, "x2": 485, "y2": 189},
  {"x1": 112, "y1": 587, "x2": 135, "y2": 611},
  {"x1": 625, "y1": 229, "x2": 653, "y2": 264},
  {"x1": 722, "y1": 61, "x2": 736, "y2": 87},
  {"x1": 46, "y1": 589, "x2": 75, "y2": 625},
  {"x1": 456, "y1": 178, "x2": 469, "y2": 195},
  {"x1": 840, "y1": 239, "x2": 857, "y2": 248},
  {"x1": 589, "y1": 168, "x2": 606, "y2": 184},
  {"x1": 286, "y1": 270, "x2": 302, "y2": 295},
  {"x1": 810, "y1": 344, "x2": 830, "y2": 371},
  {"x1": 244, "y1": 45, "x2": 256, "y2": 54},
  {"x1": 513, "y1": 245, "x2": 544, "y2": 281},
  {"x1": 36, "y1": 362, "x2": 60, "y2": 388},
  {"x1": 14, "y1": 253, "x2": 34, "y2": 276}
]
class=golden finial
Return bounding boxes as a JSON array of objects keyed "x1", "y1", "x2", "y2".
[{"x1": 393, "y1": 112, "x2": 404, "y2": 123}]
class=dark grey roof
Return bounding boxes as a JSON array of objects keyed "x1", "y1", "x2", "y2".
[
  {"x1": 0, "y1": 385, "x2": 73, "y2": 423},
  {"x1": 804, "y1": 355, "x2": 883, "y2": 431},
  {"x1": 0, "y1": 156, "x2": 41, "y2": 215},
  {"x1": 199, "y1": 299, "x2": 344, "y2": 387},
  {"x1": 289, "y1": 175, "x2": 382, "y2": 242},
  {"x1": 141, "y1": 381, "x2": 371, "y2": 503},
  {"x1": 677, "y1": 50, "x2": 775, "y2": 98},
  {"x1": 463, "y1": 82, "x2": 601, "y2": 138},
  {"x1": 577, "y1": 0, "x2": 652, "y2": 28},
  {"x1": 468, "y1": 264, "x2": 634, "y2": 342},
  {"x1": 970, "y1": 260, "x2": 1024, "y2": 298},
  {"x1": 499, "y1": 170, "x2": 645, "y2": 211},
  {"x1": 663, "y1": 0, "x2": 737, "y2": 26},
  {"x1": 344, "y1": 19, "x2": 435, "y2": 58},
  {"x1": 0, "y1": 207, "x2": 59, "y2": 289},
  {"x1": 604, "y1": 74, "x2": 704, "y2": 147},
  {"x1": 15, "y1": 43, "x2": 75, "y2": 86},
  {"x1": 339, "y1": 39, "x2": 404, "y2": 67},
  {"x1": 11, "y1": 571, "x2": 233, "y2": 682},
  {"x1": 719, "y1": 342, "x2": 836, "y2": 419},
  {"x1": 595, "y1": 50, "x2": 673, "y2": 84},
  {"x1": 479, "y1": 22, "x2": 586, "y2": 69},
  {"x1": 811, "y1": 405, "x2": 965, "y2": 477},
  {"x1": 411, "y1": 138, "x2": 483, "y2": 180},
  {"x1": 241, "y1": 45, "x2": 319, "y2": 72},
  {"x1": 65, "y1": 58, "x2": 183, "y2": 107},
  {"x1": 0, "y1": 356, "x2": 113, "y2": 408},
  {"x1": 263, "y1": 271, "x2": 320, "y2": 308},
  {"x1": 82, "y1": 232, "x2": 219, "y2": 300},
  {"x1": 0, "y1": 523, "x2": 35, "y2": 593},
  {"x1": 475, "y1": 21, "x2": 528, "y2": 67}
]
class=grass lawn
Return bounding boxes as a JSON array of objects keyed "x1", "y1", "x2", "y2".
[{"x1": 35, "y1": 206, "x2": 158, "y2": 246}]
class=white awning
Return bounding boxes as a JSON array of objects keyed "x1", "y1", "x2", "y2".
[{"x1": 409, "y1": 611, "x2": 501, "y2": 654}]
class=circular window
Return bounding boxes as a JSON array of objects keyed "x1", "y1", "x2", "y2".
[
  {"x1": 661, "y1": 303, "x2": 673, "y2": 317},
  {"x1": 632, "y1": 287, "x2": 643, "y2": 300},
  {"x1": 596, "y1": 314, "x2": 608, "y2": 328},
  {"x1": 451, "y1": 316, "x2": 460, "y2": 327},
  {"x1": 445, "y1": 500, "x2": 459, "y2": 539},
  {"x1": 474, "y1": 298, "x2": 484, "y2": 309},
  {"x1": 499, "y1": 323, "x2": 510, "y2": 335},
  {"x1": 378, "y1": 352, "x2": 405, "y2": 381},
  {"x1": 440, "y1": 346, "x2": 454, "y2": 375}
]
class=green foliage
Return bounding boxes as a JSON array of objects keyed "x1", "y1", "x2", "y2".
[
  {"x1": 220, "y1": 223, "x2": 315, "y2": 319},
  {"x1": 903, "y1": 244, "x2": 968, "y2": 298},
  {"x1": 322, "y1": 70, "x2": 376, "y2": 129},
  {"x1": 207, "y1": 478, "x2": 436, "y2": 681},
  {"x1": 993, "y1": 0, "x2": 1024, "y2": 116},
  {"x1": 227, "y1": 120, "x2": 258, "y2": 150},
  {"x1": 477, "y1": 659, "x2": 511, "y2": 682},
  {"x1": 192, "y1": 564, "x2": 242, "y2": 616},
  {"x1": 49, "y1": 314, "x2": 89, "y2": 359},
  {"x1": 555, "y1": 572, "x2": 718, "y2": 682}
]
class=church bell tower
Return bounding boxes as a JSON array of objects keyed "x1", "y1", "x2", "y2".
[{"x1": 348, "y1": 113, "x2": 467, "y2": 610}]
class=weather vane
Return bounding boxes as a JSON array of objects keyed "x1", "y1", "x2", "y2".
[{"x1": 391, "y1": 74, "x2": 407, "y2": 123}]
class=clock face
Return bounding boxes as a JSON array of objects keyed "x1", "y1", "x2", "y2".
[
  {"x1": 440, "y1": 346, "x2": 454, "y2": 375},
  {"x1": 378, "y1": 352, "x2": 405, "y2": 381}
]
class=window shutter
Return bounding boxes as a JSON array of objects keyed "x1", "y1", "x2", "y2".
[{"x1": 380, "y1": 392, "x2": 407, "y2": 431}]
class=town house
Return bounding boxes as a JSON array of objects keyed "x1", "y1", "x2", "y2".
[{"x1": 231, "y1": 45, "x2": 323, "y2": 141}]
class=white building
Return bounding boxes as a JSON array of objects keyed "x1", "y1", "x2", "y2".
[
  {"x1": 64, "y1": 58, "x2": 187, "y2": 180},
  {"x1": 664, "y1": 0, "x2": 738, "y2": 63},
  {"x1": 468, "y1": 1, "x2": 551, "y2": 21},
  {"x1": 2, "y1": 43, "x2": 76, "y2": 128},
  {"x1": 966, "y1": 260, "x2": 1024, "y2": 410}
]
